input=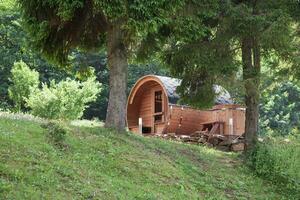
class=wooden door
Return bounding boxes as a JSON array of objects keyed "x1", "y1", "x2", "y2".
[{"x1": 152, "y1": 89, "x2": 164, "y2": 133}]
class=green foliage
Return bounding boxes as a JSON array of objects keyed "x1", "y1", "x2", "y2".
[
  {"x1": 0, "y1": 5, "x2": 103, "y2": 117},
  {"x1": 0, "y1": 0, "x2": 15, "y2": 10},
  {"x1": 71, "y1": 51, "x2": 169, "y2": 120},
  {"x1": 0, "y1": 6, "x2": 71, "y2": 110},
  {"x1": 142, "y1": 0, "x2": 300, "y2": 108},
  {"x1": 26, "y1": 76, "x2": 101, "y2": 120},
  {"x1": 0, "y1": 8, "x2": 26, "y2": 108},
  {"x1": 0, "y1": 3, "x2": 172, "y2": 119},
  {"x1": 41, "y1": 121, "x2": 67, "y2": 148},
  {"x1": 0, "y1": 115, "x2": 291, "y2": 199},
  {"x1": 0, "y1": 5, "x2": 168, "y2": 119},
  {"x1": 138, "y1": 0, "x2": 238, "y2": 107},
  {"x1": 260, "y1": 82, "x2": 300, "y2": 135},
  {"x1": 248, "y1": 137, "x2": 300, "y2": 199},
  {"x1": 17, "y1": 0, "x2": 186, "y2": 65},
  {"x1": 8, "y1": 61, "x2": 39, "y2": 112}
]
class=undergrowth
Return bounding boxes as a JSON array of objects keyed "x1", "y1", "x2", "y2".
[
  {"x1": 41, "y1": 121, "x2": 68, "y2": 149},
  {"x1": 247, "y1": 137, "x2": 300, "y2": 199}
]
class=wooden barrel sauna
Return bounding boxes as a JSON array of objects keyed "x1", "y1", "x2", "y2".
[{"x1": 126, "y1": 75, "x2": 245, "y2": 136}]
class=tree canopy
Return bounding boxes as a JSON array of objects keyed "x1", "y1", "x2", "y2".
[
  {"x1": 17, "y1": 0, "x2": 187, "y2": 130},
  {"x1": 17, "y1": 0, "x2": 185, "y2": 65}
]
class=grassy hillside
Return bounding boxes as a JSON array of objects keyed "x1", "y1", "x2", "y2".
[{"x1": 0, "y1": 114, "x2": 291, "y2": 199}]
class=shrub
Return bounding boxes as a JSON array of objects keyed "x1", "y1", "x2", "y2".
[
  {"x1": 8, "y1": 61, "x2": 39, "y2": 111},
  {"x1": 248, "y1": 137, "x2": 300, "y2": 198},
  {"x1": 260, "y1": 82, "x2": 300, "y2": 136},
  {"x1": 26, "y1": 76, "x2": 101, "y2": 120},
  {"x1": 42, "y1": 122, "x2": 67, "y2": 148}
]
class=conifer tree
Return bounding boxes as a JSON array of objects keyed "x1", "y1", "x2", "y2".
[{"x1": 17, "y1": 0, "x2": 185, "y2": 130}]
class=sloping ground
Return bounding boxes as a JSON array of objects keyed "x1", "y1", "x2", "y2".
[{"x1": 0, "y1": 115, "x2": 287, "y2": 199}]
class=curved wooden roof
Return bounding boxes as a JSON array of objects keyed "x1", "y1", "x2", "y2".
[{"x1": 128, "y1": 75, "x2": 233, "y2": 105}]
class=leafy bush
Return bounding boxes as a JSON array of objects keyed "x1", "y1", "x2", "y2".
[
  {"x1": 248, "y1": 137, "x2": 300, "y2": 199},
  {"x1": 41, "y1": 122, "x2": 67, "y2": 148},
  {"x1": 8, "y1": 61, "x2": 39, "y2": 111},
  {"x1": 26, "y1": 76, "x2": 101, "y2": 120},
  {"x1": 260, "y1": 82, "x2": 300, "y2": 136}
]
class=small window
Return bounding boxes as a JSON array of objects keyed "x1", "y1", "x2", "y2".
[
  {"x1": 154, "y1": 91, "x2": 162, "y2": 113},
  {"x1": 154, "y1": 91, "x2": 163, "y2": 123}
]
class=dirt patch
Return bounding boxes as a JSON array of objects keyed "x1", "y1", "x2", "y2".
[
  {"x1": 178, "y1": 149, "x2": 209, "y2": 170},
  {"x1": 218, "y1": 157, "x2": 242, "y2": 168},
  {"x1": 224, "y1": 188, "x2": 237, "y2": 200}
]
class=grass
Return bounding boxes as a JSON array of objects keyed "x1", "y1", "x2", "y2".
[
  {"x1": 0, "y1": 114, "x2": 293, "y2": 199},
  {"x1": 248, "y1": 136, "x2": 300, "y2": 199}
]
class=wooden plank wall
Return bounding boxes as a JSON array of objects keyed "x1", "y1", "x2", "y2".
[
  {"x1": 127, "y1": 100, "x2": 140, "y2": 127},
  {"x1": 154, "y1": 123, "x2": 165, "y2": 133},
  {"x1": 138, "y1": 84, "x2": 167, "y2": 129},
  {"x1": 138, "y1": 87, "x2": 153, "y2": 127},
  {"x1": 232, "y1": 109, "x2": 245, "y2": 135},
  {"x1": 165, "y1": 105, "x2": 245, "y2": 135},
  {"x1": 214, "y1": 108, "x2": 245, "y2": 135},
  {"x1": 165, "y1": 106, "x2": 214, "y2": 135}
]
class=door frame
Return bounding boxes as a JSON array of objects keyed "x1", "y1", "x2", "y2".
[{"x1": 151, "y1": 88, "x2": 164, "y2": 133}]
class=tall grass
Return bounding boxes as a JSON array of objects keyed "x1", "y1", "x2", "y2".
[{"x1": 248, "y1": 136, "x2": 300, "y2": 199}]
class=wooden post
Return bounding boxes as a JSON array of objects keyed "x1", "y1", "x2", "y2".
[
  {"x1": 138, "y1": 117, "x2": 142, "y2": 134},
  {"x1": 229, "y1": 118, "x2": 233, "y2": 135},
  {"x1": 220, "y1": 123, "x2": 224, "y2": 135}
]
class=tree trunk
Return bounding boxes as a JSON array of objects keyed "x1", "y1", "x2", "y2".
[
  {"x1": 105, "y1": 23, "x2": 128, "y2": 131},
  {"x1": 242, "y1": 37, "x2": 261, "y2": 151}
]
